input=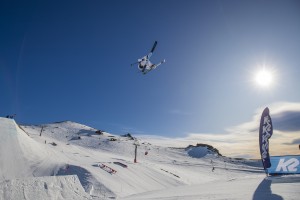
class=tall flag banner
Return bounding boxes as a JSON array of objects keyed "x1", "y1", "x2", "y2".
[{"x1": 259, "y1": 107, "x2": 273, "y2": 170}]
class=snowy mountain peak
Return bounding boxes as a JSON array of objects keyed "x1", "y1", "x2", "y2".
[{"x1": 186, "y1": 143, "x2": 222, "y2": 157}]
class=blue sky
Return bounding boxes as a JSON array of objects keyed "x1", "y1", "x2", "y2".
[{"x1": 1, "y1": 0, "x2": 300, "y2": 145}]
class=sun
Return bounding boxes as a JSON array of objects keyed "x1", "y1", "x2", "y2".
[{"x1": 254, "y1": 68, "x2": 273, "y2": 88}]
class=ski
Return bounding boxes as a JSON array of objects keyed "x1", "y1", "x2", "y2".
[{"x1": 150, "y1": 41, "x2": 158, "y2": 53}]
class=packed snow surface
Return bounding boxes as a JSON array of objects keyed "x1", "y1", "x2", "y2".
[
  {"x1": 0, "y1": 175, "x2": 90, "y2": 200},
  {"x1": 0, "y1": 117, "x2": 299, "y2": 199}
]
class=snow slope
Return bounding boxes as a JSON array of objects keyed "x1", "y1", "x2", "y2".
[
  {"x1": 0, "y1": 175, "x2": 90, "y2": 200},
  {"x1": 122, "y1": 174, "x2": 300, "y2": 200},
  {"x1": 1, "y1": 118, "x2": 299, "y2": 199},
  {"x1": 0, "y1": 118, "x2": 63, "y2": 180}
]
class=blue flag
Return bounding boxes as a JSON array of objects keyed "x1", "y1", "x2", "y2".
[
  {"x1": 259, "y1": 107, "x2": 273, "y2": 169},
  {"x1": 267, "y1": 156, "x2": 300, "y2": 174}
]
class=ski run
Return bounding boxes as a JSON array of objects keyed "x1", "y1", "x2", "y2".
[{"x1": 0, "y1": 117, "x2": 299, "y2": 199}]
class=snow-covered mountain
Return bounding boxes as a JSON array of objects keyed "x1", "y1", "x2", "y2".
[{"x1": 0, "y1": 118, "x2": 299, "y2": 200}]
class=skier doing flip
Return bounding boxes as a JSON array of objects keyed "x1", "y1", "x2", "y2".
[{"x1": 131, "y1": 41, "x2": 166, "y2": 75}]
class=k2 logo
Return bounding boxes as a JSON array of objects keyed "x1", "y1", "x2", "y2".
[{"x1": 275, "y1": 158, "x2": 299, "y2": 172}]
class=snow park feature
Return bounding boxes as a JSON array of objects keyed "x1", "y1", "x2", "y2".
[
  {"x1": 113, "y1": 162, "x2": 128, "y2": 168},
  {"x1": 258, "y1": 108, "x2": 300, "y2": 176},
  {"x1": 0, "y1": 118, "x2": 90, "y2": 199},
  {"x1": 98, "y1": 163, "x2": 117, "y2": 174},
  {"x1": 0, "y1": 175, "x2": 90, "y2": 199},
  {"x1": 0, "y1": 117, "x2": 299, "y2": 199}
]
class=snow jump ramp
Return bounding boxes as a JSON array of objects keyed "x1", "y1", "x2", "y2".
[
  {"x1": 0, "y1": 175, "x2": 90, "y2": 200},
  {"x1": 0, "y1": 117, "x2": 61, "y2": 180},
  {"x1": 0, "y1": 117, "x2": 91, "y2": 199},
  {"x1": 0, "y1": 117, "x2": 34, "y2": 180}
]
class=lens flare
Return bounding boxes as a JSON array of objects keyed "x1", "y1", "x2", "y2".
[{"x1": 255, "y1": 68, "x2": 273, "y2": 87}]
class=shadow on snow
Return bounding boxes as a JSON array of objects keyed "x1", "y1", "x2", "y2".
[{"x1": 252, "y1": 178, "x2": 283, "y2": 200}]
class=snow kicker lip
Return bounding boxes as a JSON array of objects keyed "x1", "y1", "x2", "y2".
[{"x1": 0, "y1": 175, "x2": 90, "y2": 200}]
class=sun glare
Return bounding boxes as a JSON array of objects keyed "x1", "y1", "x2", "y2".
[
  {"x1": 255, "y1": 69, "x2": 272, "y2": 86},
  {"x1": 254, "y1": 67, "x2": 274, "y2": 88}
]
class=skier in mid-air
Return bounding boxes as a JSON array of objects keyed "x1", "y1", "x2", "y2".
[{"x1": 131, "y1": 41, "x2": 166, "y2": 75}]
